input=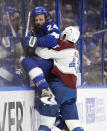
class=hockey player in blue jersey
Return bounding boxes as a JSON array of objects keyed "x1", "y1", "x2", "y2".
[
  {"x1": 35, "y1": 26, "x2": 84, "y2": 131},
  {"x1": 21, "y1": 6, "x2": 61, "y2": 105}
]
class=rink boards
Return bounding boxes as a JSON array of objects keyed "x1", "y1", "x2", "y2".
[
  {"x1": 0, "y1": 86, "x2": 107, "y2": 131},
  {"x1": 77, "y1": 86, "x2": 107, "y2": 131}
]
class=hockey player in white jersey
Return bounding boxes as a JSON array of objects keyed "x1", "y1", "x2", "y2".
[{"x1": 35, "y1": 26, "x2": 84, "y2": 131}]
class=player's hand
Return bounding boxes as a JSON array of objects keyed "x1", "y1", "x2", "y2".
[
  {"x1": 28, "y1": 36, "x2": 37, "y2": 48},
  {"x1": 21, "y1": 36, "x2": 38, "y2": 49}
]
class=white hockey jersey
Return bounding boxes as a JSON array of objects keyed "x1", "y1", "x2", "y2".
[{"x1": 35, "y1": 40, "x2": 80, "y2": 89}]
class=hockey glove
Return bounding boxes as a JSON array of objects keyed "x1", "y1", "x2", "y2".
[{"x1": 21, "y1": 36, "x2": 38, "y2": 49}]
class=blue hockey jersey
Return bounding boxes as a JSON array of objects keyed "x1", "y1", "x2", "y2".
[
  {"x1": 22, "y1": 21, "x2": 61, "y2": 78},
  {"x1": 22, "y1": 21, "x2": 61, "y2": 49}
]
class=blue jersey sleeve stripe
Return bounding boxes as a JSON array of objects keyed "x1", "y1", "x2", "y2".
[{"x1": 50, "y1": 32, "x2": 60, "y2": 39}]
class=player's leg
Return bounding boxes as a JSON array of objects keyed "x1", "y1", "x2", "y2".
[
  {"x1": 38, "y1": 115, "x2": 56, "y2": 131},
  {"x1": 20, "y1": 57, "x2": 48, "y2": 90},
  {"x1": 49, "y1": 77, "x2": 84, "y2": 131},
  {"x1": 65, "y1": 120, "x2": 84, "y2": 131},
  {"x1": 61, "y1": 99, "x2": 84, "y2": 131},
  {"x1": 55, "y1": 115, "x2": 65, "y2": 130},
  {"x1": 21, "y1": 57, "x2": 56, "y2": 105},
  {"x1": 36, "y1": 98, "x2": 60, "y2": 131}
]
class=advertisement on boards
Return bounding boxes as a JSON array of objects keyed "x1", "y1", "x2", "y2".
[
  {"x1": 1, "y1": 86, "x2": 107, "y2": 131},
  {"x1": 0, "y1": 87, "x2": 35, "y2": 131},
  {"x1": 77, "y1": 87, "x2": 107, "y2": 131}
]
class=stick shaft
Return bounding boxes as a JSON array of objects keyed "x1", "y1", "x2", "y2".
[{"x1": 25, "y1": 12, "x2": 31, "y2": 36}]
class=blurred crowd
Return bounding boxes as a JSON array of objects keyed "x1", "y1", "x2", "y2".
[{"x1": 0, "y1": 0, "x2": 107, "y2": 86}]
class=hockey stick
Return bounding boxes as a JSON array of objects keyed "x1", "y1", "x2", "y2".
[
  {"x1": 25, "y1": 11, "x2": 31, "y2": 36},
  {"x1": 25, "y1": 0, "x2": 33, "y2": 36},
  {"x1": 7, "y1": 12, "x2": 16, "y2": 37},
  {"x1": 2, "y1": 12, "x2": 16, "y2": 48}
]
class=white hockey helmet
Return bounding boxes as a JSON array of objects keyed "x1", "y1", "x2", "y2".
[{"x1": 61, "y1": 26, "x2": 80, "y2": 43}]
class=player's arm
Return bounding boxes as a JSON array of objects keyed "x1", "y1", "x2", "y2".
[
  {"x1": 36, "y1": 22, "x2": 61, "y2": 48},
  {"x1": 35, "y1": 47, "x2": 74, "y2": 59},
  {"x1": 22, "y1": 22, "x2": 61, "y2": 49},
  {"x1": 21, "y1": 31, "x2": 34, "y2": 49},
  {"x1": 21, "y1": 31, "x2": 38, "y2": 57}
]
